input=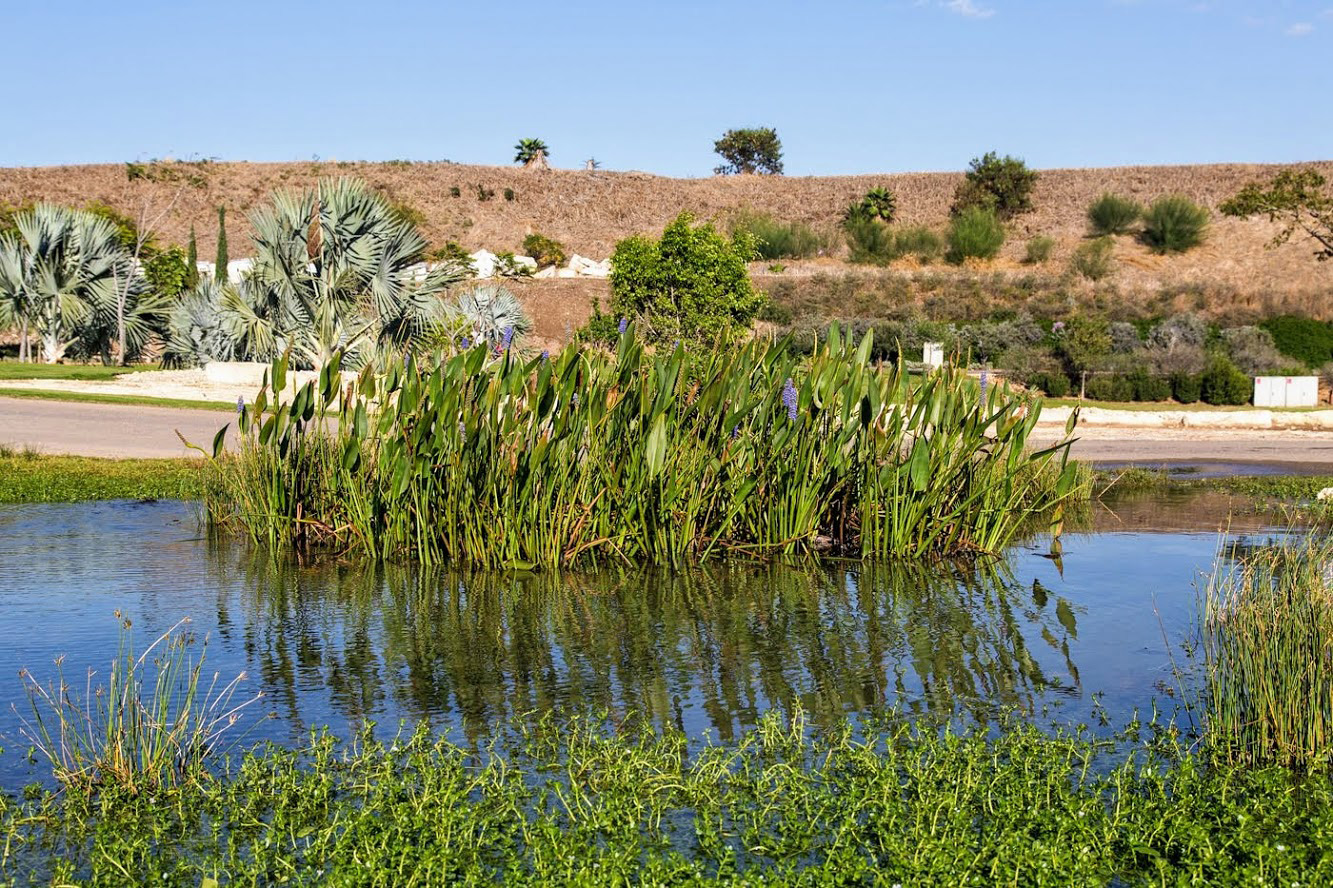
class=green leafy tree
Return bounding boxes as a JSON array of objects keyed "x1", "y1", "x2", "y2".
[
  {"x1": 214, "y1": 206, "x2": 229, "y2": 282},
  {"x1": 1220, "y1": 168, "x2": 1333, "y2": 262},
  {"x1": 713, "y1": 128, "x2": 784, "y2": 175},
  {"x1": 951, "y1": 152, "x2": 1038, "y2": 220},
  {"x1": 514, "y1": 138, "x2": 550, "y2": 166},
  {"x1": 609, "y1": 212, "x2": 763, "y2": 343}
]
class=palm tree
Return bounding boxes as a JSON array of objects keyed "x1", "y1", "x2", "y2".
[
  {"x1": 0, "y1": 204, "x2": 147, "y2": 363},
  {"x1": 513, "y1": 138, "x2": 550, "y2": 167},
  {"x1": 166, "y1": 178, "x2": 470, "y2": 369}
]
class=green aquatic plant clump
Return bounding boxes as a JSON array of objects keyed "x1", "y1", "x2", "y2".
[
  {"x1": 202, "y1": 326, "x2": 1084, "y2": 567},
  {"x1": 1204, "y1": 532, "x2": 1333, "y2": 768},
  {"x1": 6, "y1": 711, "x2": 1333, "y2": 885}
]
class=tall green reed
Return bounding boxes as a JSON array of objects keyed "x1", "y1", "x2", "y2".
[
  {"x1": 17, "y1": 613, "x2": 265, "y2": 793},
  {"x1": 1202, "y1": 532, "x2": 1333, "y2": 768},
  {"x1": 203, "y1": 325, "x2": 1085, "y2": 567}
]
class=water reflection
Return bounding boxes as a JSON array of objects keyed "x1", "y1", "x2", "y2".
[{"x1": 216, "y1": 549, "x2": 1085, "y2": 742}]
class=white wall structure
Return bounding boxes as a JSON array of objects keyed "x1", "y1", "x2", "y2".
[
  {"x1": 1253, "y1": 376, "x2": 1319, "y2": 408},
  {"x1": 922, "y1": 342, "x2": 945, "y2": 369}
]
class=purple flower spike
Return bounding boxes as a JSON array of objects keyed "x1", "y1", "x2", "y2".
[
  {"x1": 461, "y1": 337, "x2": 470, "y2": 349},
  {"x1": 502, "y1": 326, "x2": 514, "y2": 349},
  {"x1": 236, "y1": 396, "x2": 245, "y2": 415},
  {"x1": 541, "y1": 349, "x2": 550, "y2": 361},
  {"x1": 782, "y1": 377, "x2": 798, "y2": 421},
  {"x1": 618, "y1": 317, "x2": 628, "y2": 335},
  {"x1": 1052, "y1": 321, "x2": 1066, "y2": 333},
  {"x1": 979, "y1": 369, "x2": 988, "y2": 397}
]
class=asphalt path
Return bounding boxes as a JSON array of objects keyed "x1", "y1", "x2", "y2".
[
  {"x1": 0, "y1": 397, "x2": 234, "y2": 458},
  {"x1": 3, "y1": 397, "x2": 1332, "y2": 471}
]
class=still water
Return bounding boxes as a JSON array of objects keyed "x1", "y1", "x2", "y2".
[{"x1": 0, "y1": 498, "x2": 1273, "y2": 788}]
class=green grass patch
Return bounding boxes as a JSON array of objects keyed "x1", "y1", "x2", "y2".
[
  {"x1": 0, "y1": 362, "x2": 159, "y2": 381},
  {"x1": 0, "y1": 387, "x2": 235, "y2": 411},
  {"x1": 0, "y1": 450, "x2": 204, "y2": 502}
]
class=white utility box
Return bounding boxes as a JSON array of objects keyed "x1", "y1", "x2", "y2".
[{"x1": 1253, "y1": 376, "x2": 1319, "y2": 408}]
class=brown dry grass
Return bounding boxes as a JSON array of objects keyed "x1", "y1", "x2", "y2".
[{"x1": 2, "y1": 158, "x2": 1330, "y2": 324}]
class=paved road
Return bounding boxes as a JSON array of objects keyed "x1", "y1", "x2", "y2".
[
  {"x1": 3, "y1": 396, "x2": 1332, "y2": 469},
  {"x1": 0, "y1": 397, "x2": 235, "y2": 458},
  {"x1": 1037, "y1": 426, "x2": 1333, "y2": 471}
]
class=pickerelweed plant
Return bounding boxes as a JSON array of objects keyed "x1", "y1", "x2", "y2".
[{"x1": 202, "y1": 325, "x2": 1085, "y2": 567}]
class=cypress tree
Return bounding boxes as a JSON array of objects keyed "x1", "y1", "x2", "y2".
[
  {"x1": 214, "y1": 206, "x2": 229, "y2": 282},
  {"x1": 185, "y1": 224, "x2": 199, "y2": 288}
]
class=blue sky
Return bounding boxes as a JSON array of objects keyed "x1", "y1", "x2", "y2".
[{"x1": 5, "y1": 0, "x2": 1330, "y2": 175}]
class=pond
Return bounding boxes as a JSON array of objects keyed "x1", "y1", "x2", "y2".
[{"x1": 0, "y1": 497, "x2": 1283, "y2": 791}]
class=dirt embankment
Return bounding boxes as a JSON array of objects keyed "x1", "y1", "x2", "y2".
[{"x1": 2, "y1": 159, "x2": 1332, "y2": 315}]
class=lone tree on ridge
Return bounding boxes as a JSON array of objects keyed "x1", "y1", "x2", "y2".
[{"x1": 713, "y1": 127, "x2": 784, "y2": 175}]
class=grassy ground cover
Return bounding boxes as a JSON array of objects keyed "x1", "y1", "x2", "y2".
[
  {"x1": 0, "y1": 362, "x2": 160, "y2": 381},
  {"x1": 0, "y1": 447, "x2": 204, "y2": 503},
  {"x1": 0, "y1": 388, "x2": 233, "y2": 411},
  {"x1": 204, "y1": 327, "x2": 1086, "y2": 566},
  {"x1": 3, "y1": 712, "x2": 1333, "y2": 886}
]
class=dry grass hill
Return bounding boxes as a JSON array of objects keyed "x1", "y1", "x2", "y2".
[{"x1": 2, "y1": 159, "x2": 1331, "y2": 342}]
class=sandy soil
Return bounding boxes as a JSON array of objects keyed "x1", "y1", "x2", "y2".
[{"x1": 0, "y1": 370, "x2": 255, "y2": 404}]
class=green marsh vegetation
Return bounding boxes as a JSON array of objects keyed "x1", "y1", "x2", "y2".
[
  {"x1": 201, "y1": 325, "x2": 1086, "y2": 567},
  {"x1": 1202, "y1": 532, "x2": 1333, "y2": 767},
  {"x1": 8, "y1": 709, "x2": 1333, "y2": 885},
  {"x1": 0, "y1": 447, "x2": 203, "y2": 502},
  {"x1": 17, "y1": 614, "x2": 265, "y2": 794}
]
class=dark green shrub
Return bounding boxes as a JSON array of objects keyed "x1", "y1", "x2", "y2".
[
  {"x1": 844, "y1": 187, "x2": 897, "y2": 225},
  {"x1": 713, "y1": 127, "x2": 783, "y2": 175},
  {"x1": 731, "y1": 211, "x2": 825, "y2": 260},
  {"x1": 503, "y1": 188, "x2": 516, "y2": 202},
  {"x1": 1028, "y1": 371, "x2": 1070, "y2": 397},
  {"x1": 1024, "y1": 236, "x2": 1055, "y2": 264},
  {"x1": 1085, "y1": 374, "x2": 1134, "y2": 402},
  {"x1": 427, "y1": 241, "x2": 475, "y2": 272},
  {"x1": 945, "y1": 207, "x2": 1005, "y2": 264},
  {"x1": 449, "y1": 186, "x2": 461, "y2": 198},
  {"x1": 951, "y1": 152, "x2": 1038, "y2": 220},
  {"x1": 845, "y1": 219, "x2": 893, "y2": 265},
  {"x1": 1130, "y1": 371, "x2": 1172, "y2": 402},
  {"x1": 895, "y1": 226, "x2": 943, "y2": 262},
  {"x1": 1070, "y1": 236, "x2": 1115, "y2": 281},
  {"x1": 847, "y1": 221, "x2": 941, "y2": 265},
  {"x1": 1087, "y1": 193, "x2": 1142, "y2": 236},
  {"x1": 609, "y1": 212, "x2": 763, "y2": 343},
  {"x1": 1200, "y1": 356, "x2": 1252, "y2": 405},
  {"x1": 1170, "y1": 371, "x2": 1202, "y2": 403},
  {"x1": 1141, "y1": 196, "x2": 1209, "y2": 254},
  {"x1": 143, "y1": 246, "x2": 192, "y2": 299},
  {"x1": 1259, "y1": 315, "x2": 1333, "y2": 367},
  {"x1": 522, "y1": 232, "x2": 568, "y2": 268}
]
